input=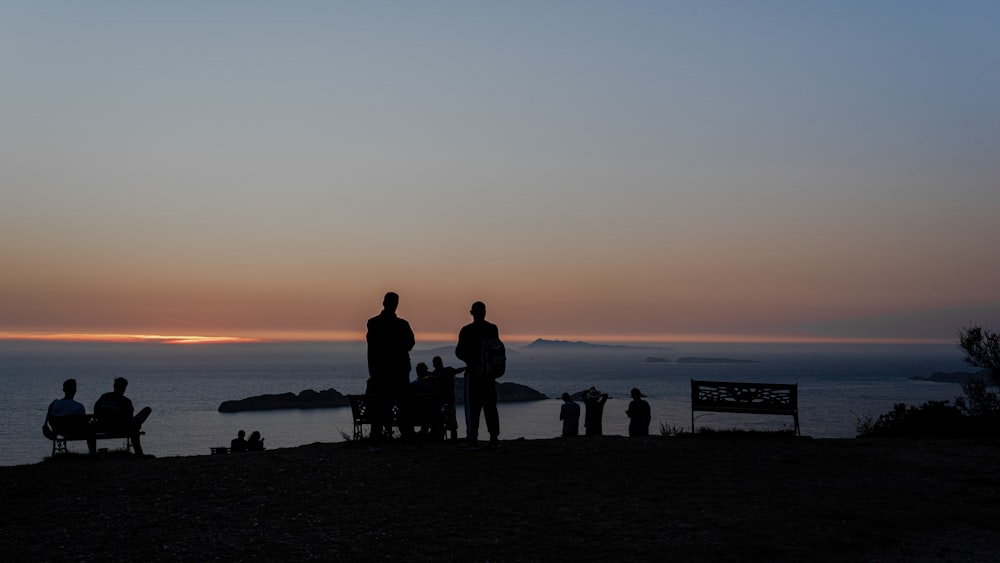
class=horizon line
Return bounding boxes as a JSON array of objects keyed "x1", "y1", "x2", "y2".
[{"x1": 0, "y1": 331, "x2": 955, "y2": 346}]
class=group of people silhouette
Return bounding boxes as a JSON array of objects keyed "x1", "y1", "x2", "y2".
[
  {"x1": 366, "y1": 292, "x2": 502, "y2": 447},
  {"x1": 366, "y1": 291, "x2": 653, "y2": 446},
  {"x1": 560, "y1": 386, "x2": 651, "y2": 437},
  {"x1": 43, "y1": 377, "x2": 152, "y2": 456},
  {"x1": 44, "y1": 292, "x2": 652, "y2": 457},
  {"x1": 229, "y1": 429, "x2": 265, "y2": 452}
]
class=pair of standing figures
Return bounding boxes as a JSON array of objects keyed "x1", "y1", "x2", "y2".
[{"x1": 366, "y1": 292, "x2": 501, "y2": 445}]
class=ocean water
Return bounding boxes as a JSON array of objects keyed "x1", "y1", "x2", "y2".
[{"x1": 0, "y1": 340, "x2": 973, "y2": 467}]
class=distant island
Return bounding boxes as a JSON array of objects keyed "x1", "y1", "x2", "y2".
[
  {"x1": 218, "y1": 379, "x2": 547, "y2": 413},
  {"x1": 522, "y1": 338, "x2": 631, "y2": 350},
  {"x1": 645, "y1": 356, "x2": 670, "y2": 363},
  {"x1": 522, "y1": 338, "x2": 670, "y2": 351}
]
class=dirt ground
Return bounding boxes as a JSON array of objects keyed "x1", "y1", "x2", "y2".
[{"x1": 3, "y1": 435, "x2": 1000, "y2": 562}]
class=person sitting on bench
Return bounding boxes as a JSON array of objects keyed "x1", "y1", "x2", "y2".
[
  {"x1": 247, "y1": 430, "x2": 265, "y2": 451},
  {"x1": 94, "y1": 377, "x2": 152, "y2": 456},
  {"x1": 44, "y1": 378, "x2": 96, "y2": 454},
  {"x1": 230, "y1": 429, "x2": 248, "y2": 453}
]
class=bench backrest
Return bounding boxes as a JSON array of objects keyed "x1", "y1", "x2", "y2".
[{"x1": 691, "y1": 380, "x2": 798, "y2": 415}]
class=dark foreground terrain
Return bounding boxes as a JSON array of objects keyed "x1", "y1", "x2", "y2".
[{"x1": 3, "y1": 435, "x2": 1000, "y2": 562}]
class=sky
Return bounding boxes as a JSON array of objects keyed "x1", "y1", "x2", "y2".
[{"x1": 1, "y1": 1, "x2": 998, "y2": 344}]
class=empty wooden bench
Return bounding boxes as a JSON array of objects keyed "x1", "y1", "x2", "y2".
[{"x1": 690, "y1": 379, "x2": 800, "y2": 435}]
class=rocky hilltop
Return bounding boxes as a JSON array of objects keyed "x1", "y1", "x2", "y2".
[{"x1": 218, "y1": 379, "x2": 547, "y2": 413}]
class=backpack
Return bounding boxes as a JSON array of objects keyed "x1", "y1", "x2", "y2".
[{"x1": 481, "y1": 337, "x2": 506, "y2": 378}]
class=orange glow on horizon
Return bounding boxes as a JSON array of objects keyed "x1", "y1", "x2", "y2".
[
  {"x1": 0, "y1": 331, "x2": 952, "y2": 346},
  {"x1": 0, "y1": 332, "x2": 261, "y2": 345}
]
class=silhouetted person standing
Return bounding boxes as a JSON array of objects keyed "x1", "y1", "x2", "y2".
[
  {"x1": 44, "y1": 378, "x2": 95, "y2": 454},
  {"x1": 432, "y1": 356, "x2": 465, "y2": 440},
  {"x1": 94, "y1": 377, "x2": 152, "y2": 456},
  {"x1": 559, "y1": 392, "x2": 581, "y2": 437},
  {"x1": 626, "y1": 387, "x2": 651, "y2": 437},
  {"x1": 456, "y1": 301, "x2": 501, "y2": 446},
  {"x1": 582, "y1": 387, "x2": 609, "y2": 436},
  {"x1": 366, "y1": 291, "x2": 415, "y2": 442}
]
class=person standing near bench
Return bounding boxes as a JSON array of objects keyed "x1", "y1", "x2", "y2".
[
  {"x1": 44, "y1": 378, "x2": 96, "y2": 454},
  {"x1": 456, "y1": 301, "x2": 502, "y2": 446},
  {"x1": 94, "y1": 377, "x2": 151, "y2": 456},
  {"x1": 432, "y1": 356, "x2": 464, "y2": 440},
  {"x1": 626, "y1": 387, "x2": 651, "y2": 437},
  {"x1": 582, "y1": 387, "x2": 609, "y2": 436},
  {"x1": 366, "y1": 291, "x2": 416, "y2": 443},
  {"x1": 559, "y1": 392, "x2": 581, "y2": 437}
]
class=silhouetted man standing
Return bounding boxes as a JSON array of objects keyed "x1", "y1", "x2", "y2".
[
  {"x1": 560, "y1": 392, "x2": 581, "y2": 437},
  {"x1": 456, "y1": 301, "x2": 501, "y2": 446},
  {"x1": 366, "y1": 291, "x2": 415, "y2": 442}
]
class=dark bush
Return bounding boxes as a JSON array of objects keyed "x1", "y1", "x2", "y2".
[{"x1": 858, "y1": 401, "x2": 969, "y2": 438}]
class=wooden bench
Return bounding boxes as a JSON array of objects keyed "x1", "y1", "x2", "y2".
[
  {"x1": 349, "y1": 393, "x2": 455, "y2": 441},
  {"x1": 43, "y1": 414, "x2": 142, "y2": 456},
  {"x1": 690, "y1": 380, "x2": 800, "y2": 435}
]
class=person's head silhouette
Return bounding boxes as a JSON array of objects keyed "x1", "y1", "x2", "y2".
[
  {"x1": 383, "y1": 292, "x2": 399, "y2": 314},
  {"x1": 470, "y1": 301, "x2": 486, "y2": 321},
  {"x1": 62, "y1": 378, "x2": 77, "y2": 398}
]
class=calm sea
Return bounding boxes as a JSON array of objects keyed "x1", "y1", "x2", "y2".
[{"x1": 0, "y1": 340, "x2": 972, "y2": 467}]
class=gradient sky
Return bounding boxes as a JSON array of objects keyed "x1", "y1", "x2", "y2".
[{"x1": 2, "y1": 2, "x2": 998, "y2": 344}]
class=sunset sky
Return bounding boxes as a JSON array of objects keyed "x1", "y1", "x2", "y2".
[{"x1": 2, "y1": 2, "x2": 998, "y2": 344}]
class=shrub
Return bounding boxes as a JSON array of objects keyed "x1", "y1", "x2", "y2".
[
  {"x1": 857, "y1": 401, "x2": 969, "y2": 437},
  {"x1": 958, "y1": 325, "x2": 1000, "y2": 382},
  {"x1": 955, "y1": 379, "x2": 1000, "y2": 418},
  {"x1": 658, "y1": 421, "x2": 686, "y2": 437}
]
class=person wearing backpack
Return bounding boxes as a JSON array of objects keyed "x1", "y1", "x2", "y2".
[{"x1": 456, "y1": 301, "x2": 503, "y2": 447}]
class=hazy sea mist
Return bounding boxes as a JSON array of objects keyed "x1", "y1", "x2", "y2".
[{"x1": 0, "y1": 340, "x2": 972, "y2": 466}]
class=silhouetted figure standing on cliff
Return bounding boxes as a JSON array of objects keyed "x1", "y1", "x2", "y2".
[
  {"x1": 626, "y1": 387, "x2": 651, "y2": 437},
  {"x1": 560, "y1": 392, "x2": 581, "y2": 437},
  {"x1": 456, "y1": 301, "x2": 501, "y2": 446},
  {"x1": 582, "y1": 387, "x2": 609, "y2": 436},
  {"x1": 366, "y1": 291, "x2": 415, "y2": 443},
  {"x1": 432, "y1": 356, "x2": 465, "y2": 440}
]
